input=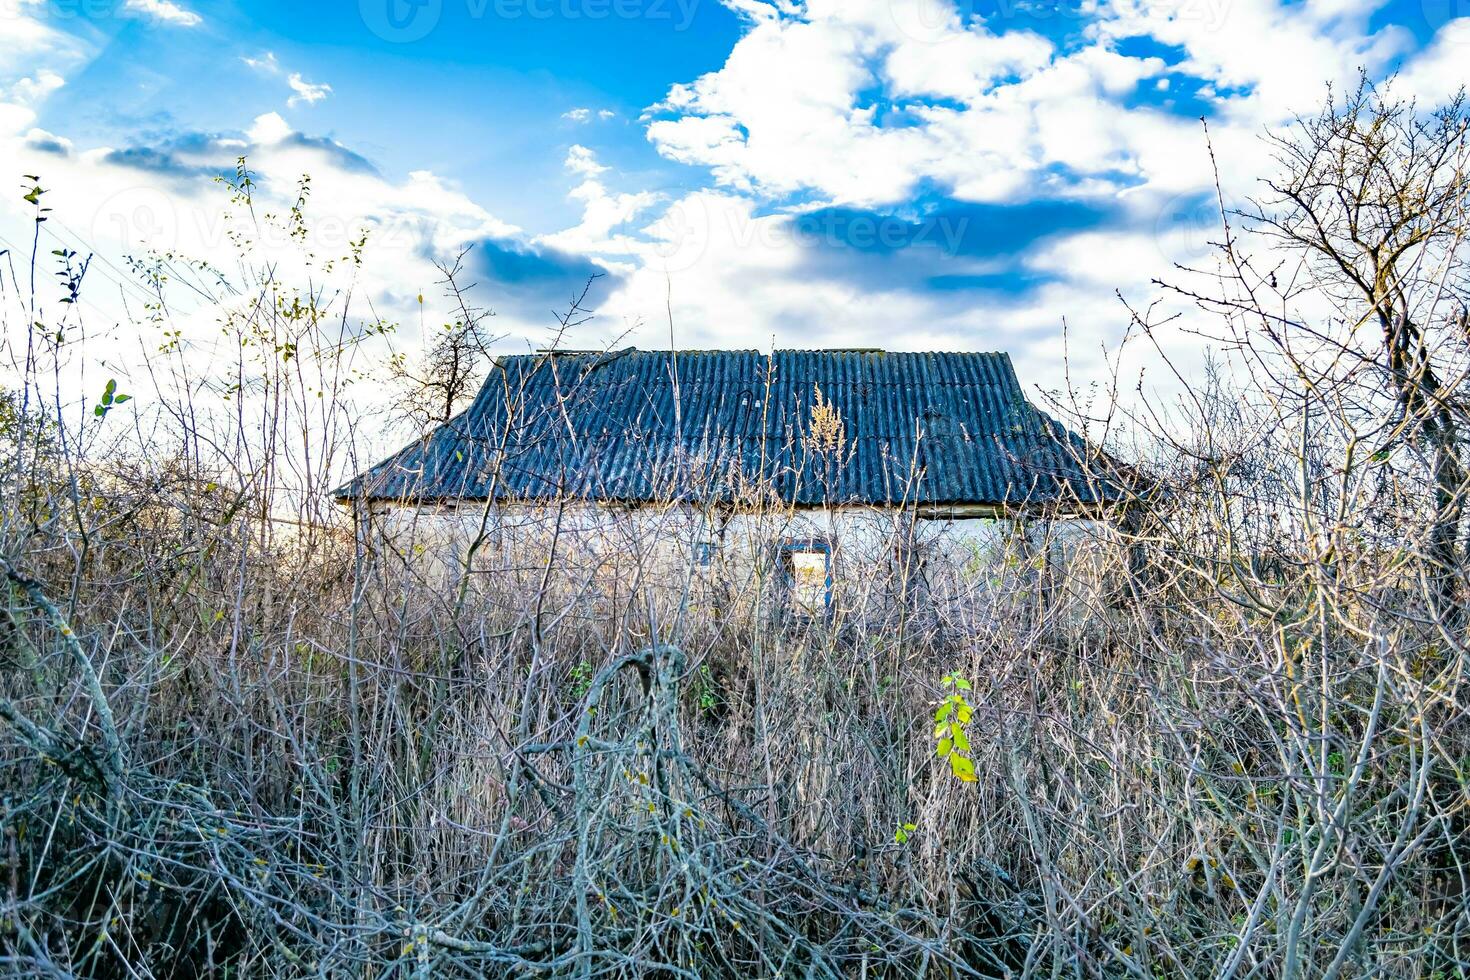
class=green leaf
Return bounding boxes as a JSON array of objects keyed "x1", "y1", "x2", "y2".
[
  {"x1": 113, "y1": 394, "x2": 131, "y2": 404},
  {"x1": 955, "y1": 705, "x2": 973, "y2": 724},
  {"x1": 949, "y1": 754, "x2": 976, "y2": 782},
  {"x1": 951, "y1": 725, "x2": 970, "y2": 754},
  {"x1": 936, "y1": 738, "x2": 952, "y2": 758},
  {"x1": 954, "y1": 677, "x2": 972, "y2": 691},
  {"x1": 93, "y1": 404, "x2": 106, "y2": 418},
  {"x1": 934, "y1": 701, "x2": 953, "y2": 723}
]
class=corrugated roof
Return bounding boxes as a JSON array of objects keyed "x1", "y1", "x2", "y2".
[{"x1": 337, "y1": 348, "x2": 1108, "y2": 508}]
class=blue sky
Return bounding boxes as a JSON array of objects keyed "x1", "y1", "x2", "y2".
[
  {"x1": 2, "y1": 0, "x2": 1467, "y2": 402},
  {"x1": 26, "y1": 0, "x2": 743, "y2": 228}
]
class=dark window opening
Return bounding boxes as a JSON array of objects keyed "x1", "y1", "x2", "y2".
[{"x1": 780, "y1": 539, "x2": 832, "y2": 614}]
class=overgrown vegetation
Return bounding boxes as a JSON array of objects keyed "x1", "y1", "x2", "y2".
[{"x1": 2, "y1": 81, "x2": 1469, "y2": 977}]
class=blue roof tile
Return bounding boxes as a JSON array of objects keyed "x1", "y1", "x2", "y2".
[{"x1": 338, "y1": 348, "x2": 1108, "y2": 508}]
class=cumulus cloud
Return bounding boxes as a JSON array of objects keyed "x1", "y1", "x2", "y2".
[
  {"x1": 1096, "y1": 0, "x2": 1409, "y2": 121},
  {"x1": 644, "y1": 0, "x2": 1408, "y2": 209},
  {"x1": 23, "y1": 127, "x2": 72, "y2": 155},
  {"x1": 538, "y1": 145, "x2": 657, "y2": 257},
  {"x1": 0, "y1": 3, "x2": 585, "y2": 407},
  {"x1": 598, "y1": 190, "x2": 1006, "y2": 353},
  {"x1": 463, "y1": 237, "x2": 619, "y2": 320},
  {"x1": 1398, "y1": 19, "x2": 1470, "y2": 105},
  {"x1": 8, "y1": 68, "x2": 63, "y2": 105},
  {"x1": 122, "y1": 0, "x2": 203, "y2": 28},
  {"x1": 616, "y1": 0, "x2": 1428, "y2": 395},
  {"x1": 247, "y1": 110, "x2": 293, "y2": 144},
  {"x1": 1, "y1": 0, "x2": 1460, "y2": 413},
  {"x1": 564, "y1": 144, "x2": 607, "y2": 177}
]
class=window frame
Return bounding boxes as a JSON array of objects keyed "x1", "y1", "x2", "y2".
[{"x1": 778, "y1": 537, "x2": 833, "y2": 614}]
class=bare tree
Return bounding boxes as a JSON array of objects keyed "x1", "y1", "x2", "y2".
[
  {"x1": 1243, "y1": 77, "x2": 1470, "y2": 616},
  {"x1": 391, "y1": 248, "x2": 500, "y2": 430}
]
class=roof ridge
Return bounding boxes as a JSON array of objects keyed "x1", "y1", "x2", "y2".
[{"x1": 505, "y1": 347, "x2": 1011, "y2": 357}]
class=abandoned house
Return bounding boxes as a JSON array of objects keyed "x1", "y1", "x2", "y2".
[{"x1": 336, "y1": 348, "x2": 1110, "y2": 613}]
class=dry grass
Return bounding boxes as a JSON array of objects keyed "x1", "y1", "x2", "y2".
[{"x1": 4, "y1": 86, "x2": 1470, "y2": 976}]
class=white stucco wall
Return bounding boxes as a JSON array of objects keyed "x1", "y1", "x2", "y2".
[{"x1": 362, "y1": 500, "x2": 1105, "y2": 625}]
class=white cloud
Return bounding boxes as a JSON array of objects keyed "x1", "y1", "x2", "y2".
[
  {"x1": 247, "y1": 111, "x2": 293, "y2": 144},
  {"x1": 563, "y1": 107, "x2": 617, "y2": 123},
  {"x1": 0, "y1": 102, "x2": 35, "y2": 137},
  {"x1": 565, "y1": 143, "x2": 608, "y2": 177},
  {"x1": 645, "y1": 0, "x2": 1410, "y2": 209},
  {"x1": 9, "y1": 68, "x2": 64, "y2": 105},
  {"x1": 0, "y1": 0, "x2": 1457, "y2": 417},
  {"x1": 123, "y1": 0, "x2": 203, "y2": 28},
  {"x1": 287, "y1": 72, "x2": 332, "y2": 107},
  {"x1": 242, "y1": 51, "x2": 281, "y2": 74},
  {"x1": 22, "y1": 127, "x2": 73, "y2": 153},
  {"x1": 0, "y1": 3, "x2": 87, "y2": 140},
  {"x1": 590, "y1": 190, "x2": 1005, "y2": 358},
  {"x1": 0, "y1": 94, "x2": 530, "y2": 412},
  {"x1": 539, "y1": 145, "x2": 657, "y2": 256},
  {"x1": 243, "y1": 52, "x2": 332, "y2": 108},
  {"x1": 1398, "y1": 19, "x2": 1470, "y2": 105},
  {"x1": 0, "y1": 3, "x2": 86, "y2": 78},
  {"x1": 1097, "y1": 0, "x2": 1409, "y2": 120},
  {"x1": 621, "y1": 0, "x2": 1432, "y2": 399}
]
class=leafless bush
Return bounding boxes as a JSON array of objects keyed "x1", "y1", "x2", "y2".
[{"x1": 3, "y1": 84, "x2": 1470, "y2": 978}]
